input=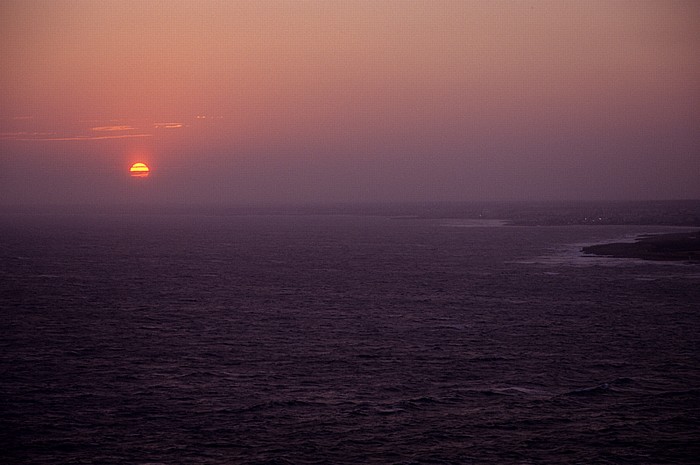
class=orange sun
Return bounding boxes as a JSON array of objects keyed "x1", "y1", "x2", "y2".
[{"x1": 129, "y1": 162, "x2": 150, "y2": 178}]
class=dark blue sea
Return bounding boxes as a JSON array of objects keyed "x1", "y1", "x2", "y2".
[{"x1": 1, "y1": 212, "x2": 699, "y2": 464}]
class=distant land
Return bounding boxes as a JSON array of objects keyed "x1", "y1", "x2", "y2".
[
  {"x1": 582, "y1": 230, "x2": 700, "y2": 262},
  {"x1": 212, "y1": 199, "x2": 700, "y2": 226},
  {"x1": 403, "y1": 199, "x2": 700, "y2": 227},
  {"x1": 2, "y1": 200, "x2": 700, "y2": 227}
]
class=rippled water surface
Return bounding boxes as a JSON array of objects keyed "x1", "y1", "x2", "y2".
[{"x1": 1, "y1": 214, "x2": 699, "y2": 464}]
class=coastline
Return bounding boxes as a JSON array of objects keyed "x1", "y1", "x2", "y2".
[{"x1": 582, "y1": 231, "x2": 700, "y2": 261}]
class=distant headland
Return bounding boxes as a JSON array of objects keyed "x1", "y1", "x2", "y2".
[
  {"x1": 582, "y1": 231, "x2": 700, "y2": 262},
  {"x1": 3, "y1": 200, "x2": 700, "y2": 227}
]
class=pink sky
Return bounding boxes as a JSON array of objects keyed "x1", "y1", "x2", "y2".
[{"x1": 1, "y1": 0, "x2": 699, "y2": 205}]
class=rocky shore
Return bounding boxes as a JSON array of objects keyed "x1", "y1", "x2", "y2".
[{"x1": 582, "y1": 231, "x2": 700, "y2": 261}]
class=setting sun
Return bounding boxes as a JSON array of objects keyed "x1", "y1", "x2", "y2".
[{"x1": 129, "y1": 162, "x2": 150, "y2": 178}]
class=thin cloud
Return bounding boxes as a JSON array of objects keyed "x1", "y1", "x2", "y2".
[
  {"x1": 1, "y1": 133, "x2": 152, "y2": 141},
  {"x1": 154, "y1": 122, "x2": 184, "y2": 129},
  {"x1": 90, "y1": 125, "x2": 137, "y2": 132},
  {"x1": 0, "y1": 131, "x2": 56, "y2": 137}
]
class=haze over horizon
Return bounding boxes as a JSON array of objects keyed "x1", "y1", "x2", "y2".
[{"x1": 1, "y1": 0, "x2": 699, "y2": 206}]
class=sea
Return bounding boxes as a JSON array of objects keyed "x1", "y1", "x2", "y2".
[{"x1": 1, "y1": 211, "x2": 699, "y2": 464}]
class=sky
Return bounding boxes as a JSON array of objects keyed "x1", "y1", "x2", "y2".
[{"x1": 1, "y1": 0, "x2": 699, "y2": 206}]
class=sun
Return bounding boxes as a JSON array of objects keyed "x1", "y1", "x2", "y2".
[{"x1": 129, "y1": 162, "x2": 150, "y2": 178}]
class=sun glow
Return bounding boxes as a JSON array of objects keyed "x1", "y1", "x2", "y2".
[{"x1": 129, "y1": 162, "x2": 150, "y2": 178}]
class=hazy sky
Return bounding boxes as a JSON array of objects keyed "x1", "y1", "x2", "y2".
[{"x1": 1, "y1": 0, "x2": 699, "y2": 205}]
